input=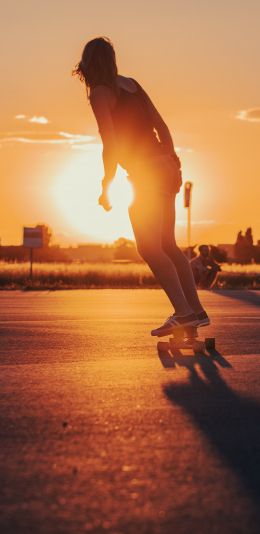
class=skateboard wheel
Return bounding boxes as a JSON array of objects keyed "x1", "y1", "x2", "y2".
[
  {"x1": 205, "y1": 338, "x2": 215, "y2": 350},
  {"x1": 169, "y1": 338, "x2": 183, "y2": 350},
  {"x1": 185, "y1": 326, "x2": 199, "y2": 338},
  {"x1": 193, "y1": 341, "x2": 205, "y2": 353},
  {"x1": 157, "y1": 341, "x2": 170, "y2": 351}
]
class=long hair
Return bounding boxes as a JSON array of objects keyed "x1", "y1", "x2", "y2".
[{"x1": 72, "y1": 36, "x2": 120, "y2": 99}]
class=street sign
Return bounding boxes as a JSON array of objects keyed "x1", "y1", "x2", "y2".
[
  {"x1": 23, "y1": 226, "x2": 43, "y2": 280},
  {"x1": 23, "y1": 227, "x2": 43, "y2": 248},
  {"x1": 184, "y1": 181, "x2": 193, "y2": 208}
]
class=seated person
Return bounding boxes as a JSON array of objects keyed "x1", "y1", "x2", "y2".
[{"x1": 190, "y1": 245, "x2": 221, "y2": 289}]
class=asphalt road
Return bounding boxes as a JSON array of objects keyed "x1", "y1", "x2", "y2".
[{"x1": 0, "y1": 289, "x2": 260, "y2": 534}]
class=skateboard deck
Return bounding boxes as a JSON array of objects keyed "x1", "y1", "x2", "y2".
[{"x1": 157, "y1": 326, "x2": 215, "y2": 355}]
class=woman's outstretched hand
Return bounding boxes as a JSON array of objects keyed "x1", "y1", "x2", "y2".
[{"x1": 98, "y1": 190, "x2": 112, "y2": 211}]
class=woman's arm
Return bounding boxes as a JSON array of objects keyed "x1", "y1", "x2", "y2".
[
  {"x1": 137, "y1": 82, "x2": 181, "y2": 167},
  {"x1": 90, "y1": 85, "x2": 118, "y2": 189}
]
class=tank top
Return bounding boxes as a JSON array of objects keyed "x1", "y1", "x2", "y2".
[{"x1": 111, "y1": 78, "x2": 164, "y2": 172}]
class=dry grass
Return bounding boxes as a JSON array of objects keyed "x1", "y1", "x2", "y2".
[
  {"x1": 0, "y1": 261, "x2": 260, "y2": 290},
  {"x1": 0, "y1": 261, "x2": 155, "y2": 289}
]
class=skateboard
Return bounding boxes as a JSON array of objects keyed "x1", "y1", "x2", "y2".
[{"x1": 157, "y1": 326, "x2": 215, "y2": 355}]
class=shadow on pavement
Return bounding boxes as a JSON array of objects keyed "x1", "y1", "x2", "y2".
[
  {"x1": 158, "y1": 346, "x2": 232, "y2": 370},
  {"x1": 163, "y1": 351, "x2": 260, "y2": 507},
  {"x1": 211, "y1": 289, "x2": 260, "y2": 307}
]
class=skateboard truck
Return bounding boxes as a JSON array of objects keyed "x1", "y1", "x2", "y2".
[{"x1": 157, "y1": 326, "x2": 215, "y2": 354}]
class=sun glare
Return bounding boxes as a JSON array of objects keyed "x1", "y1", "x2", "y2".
[{"x1": 52, "y1": 148, "x2": 134, "y2": 242}]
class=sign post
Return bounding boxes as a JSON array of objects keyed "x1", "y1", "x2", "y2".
[
  {"x1": 184, "y1": 181, "x2": 193, "y2": 259},
  {"x1": 23, "y1": 227, "x2": 43, "y2": 280},
  {"x1": 29, "y1": 247, "x2": 33, "y2": 279}
]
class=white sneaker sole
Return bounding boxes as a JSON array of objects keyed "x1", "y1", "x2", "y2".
[
  {"x1": 197, "y1": 319, "x2": 210, "y2": 328},
  {"x1": 151, "y1": 319, "x2": 199, "y2": 337}
]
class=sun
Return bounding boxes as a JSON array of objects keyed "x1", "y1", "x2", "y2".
[
  {"x1": 51, "y1": 147, "x2": 134, "y2": 242},
  {"x1": 51, "y1": 145, "x2": 191, "y2": 244}
]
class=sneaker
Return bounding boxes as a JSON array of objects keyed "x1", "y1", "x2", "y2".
[
  {"x1": 196, "y1": 310, "x2": 210, "y2": 327},
  {"x1": 151, "y1": 312, "x2": 198, "y2": 337}
]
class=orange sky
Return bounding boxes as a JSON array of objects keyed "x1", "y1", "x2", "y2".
[{"x1": 1, "y1": 0, "x2": 260, "y2": 247}]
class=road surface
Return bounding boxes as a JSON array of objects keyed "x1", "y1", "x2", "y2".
[{"x1": 0, "y1": 289, "x2": 260, "y2": 533}]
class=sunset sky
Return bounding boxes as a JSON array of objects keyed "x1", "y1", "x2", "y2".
[{"x1": 1, "y1": 0, "x2": 260, "y2": 247}]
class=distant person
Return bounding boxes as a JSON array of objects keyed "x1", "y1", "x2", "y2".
[
  {"x1": 190, "y1": 245, "x2": 221, "y2": 289},
  {"x1": 73, "y1": 36, "x2": 210, "y2": 335}
]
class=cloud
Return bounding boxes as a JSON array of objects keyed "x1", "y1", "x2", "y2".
[
  {"x1": 176, "y1": 146, "x2": 194, "y2": 154},
  {"x1": 169, "y1": 140, "x2": 194, "y2": 153},
  {"x1": 59, "y1": 131, "x2": 94, "y2": 142},
  {"x1": 1, "y1": 126, "x2": 193, "y2": 153},
  {"x1": 14, "y1": 114, "x2": 49, "y2": 124},
  {"x1": 235, "y1": 108, "x2": 260, "y2": 122},
  {"x1": 29, "y1": 116, "x2": 49, "y2": 124},
  {"x1": 0, "y1": 131, "x2": 96, "y2": 147}
]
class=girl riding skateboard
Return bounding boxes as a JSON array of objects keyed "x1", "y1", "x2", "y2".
[{"x1": 73, "y1": 36, "x2": 210, "y2": 336}]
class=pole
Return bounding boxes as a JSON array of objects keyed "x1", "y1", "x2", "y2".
[
  {"x1": 184, "y1": 181, "x2": 193, "y2": 260},
  {"x1": 29, "y1": 248, "x2": 33, "y2": 280},
  {"x1": 187, "y1": 204, "x2": 191, "y2": 259}
]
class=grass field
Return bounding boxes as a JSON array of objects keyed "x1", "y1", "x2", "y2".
[{"x1": 0, "y1": 261, "x2": 260, "y2": 290}]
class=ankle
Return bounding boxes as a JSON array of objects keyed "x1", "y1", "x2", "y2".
[
  {"x1": 175, "y1": 311, "x2": 196, "y2": 318},
  {"x1": 196, "y1": 310, "x2": 208, "y2": 318},
  {"x1": 193, "y1": 306, "x2": 205, "y2": 315}
]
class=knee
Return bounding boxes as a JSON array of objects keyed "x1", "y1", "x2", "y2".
[
  {"x1": 136, "y1": 241, "x2": 162, "y2": 264},
  {"x1": 162, "y1": 240, "x2": 182, "y2": 259}
]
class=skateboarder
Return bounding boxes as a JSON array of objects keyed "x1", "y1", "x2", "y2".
[{"x1": 73, "y1": 36, "x2": 210, "y2": 336}]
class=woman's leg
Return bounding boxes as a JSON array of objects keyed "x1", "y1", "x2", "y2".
[
  {"x1": 128, "y1": 192, "x2": 194, "y2": 316},
  {"x1": 161, "y1": 194, "x2": 204, "y2": 314}
]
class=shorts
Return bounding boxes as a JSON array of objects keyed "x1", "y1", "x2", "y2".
[{"x1": 126, "y1": 153, "x2": 182, "y2": 197}]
